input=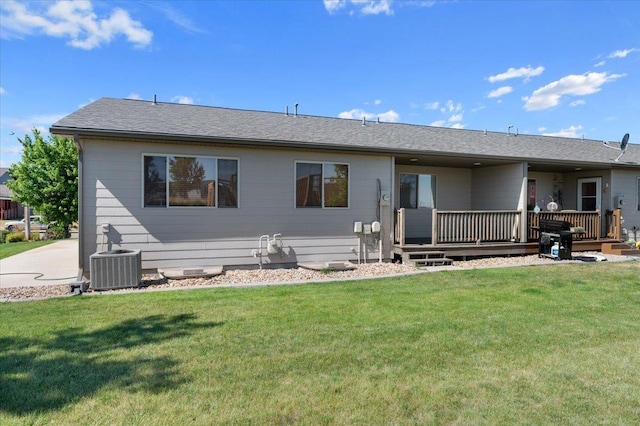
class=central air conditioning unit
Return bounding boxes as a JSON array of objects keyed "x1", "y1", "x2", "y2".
[{"x1": 90, "y1": 249, "x2": 142, "y2": 290}]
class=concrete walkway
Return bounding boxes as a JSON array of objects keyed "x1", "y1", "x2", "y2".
[{"x1": 0, "y1": 239, "x2": 78, "y2": 288}]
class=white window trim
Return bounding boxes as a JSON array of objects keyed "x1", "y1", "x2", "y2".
[
  {"x1": 141, "y1": 153, "x2": 240, "y2": 209},
  {"x1": 577, "y1": 177, "x2": 601, "y2": 212},
  {"x1": 294, "y1": 160, "x2": 350, "y2": 209},
  {"x1": 398, "y1": 172, "x2": 437, "y2": 210}
]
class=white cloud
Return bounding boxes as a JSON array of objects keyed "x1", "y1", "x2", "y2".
[
  {"x1": 609, "y1": 48, "x2": 639, "y2": 59},
  {"x1": 126, "y1": 92, "x2": 142, "y2": 100},
  {"x1": 440, "y1": 100, "x2": 462, "y2": 114},
  {"x1": 373, "y1": 99, "x2": 382, "y2": 105},
  {"x1": 0, "y1": 0, "x2": 152, "y2": 49},
  {"x1": 338, "y1": 108, "x2": 399, "y2": 122},
  {"x1": 1, "y1": 113, "x2": 67, "y2": 135},
  {"x1": 523, "y1": 72, "x2": 625, "y2": 111},
  {"x1": 537, "y1": 127, "x2": 547, "y2": 132},
  {"x1": 424, "y1": 101, "x2": 439, "y2": 110},
  {"x1": 427, "y1": 100, "x2": 466, "y2": 128},
  {"x1": 487, "y1": 86, "x2": 513, "y2": 98},
  {"x1": 378, "y1": 110, "x2": 399, "y2": 122},
  {"x1": 542, "y1": 125, "x2": 583, "y2": 138},
  {"x1": 448, "y1": 113, "x2": 463, "y2": 123},
  {"x1": 324, "y1": 0, "x2": 394, "y2": 15},
  {"x1": 172, "y1": 96, "x2": 194, "y2": 105},
  {"x1": 594, "y1": 60, "x2": 606, "y2": 67},
  {"x1": 323, "y1": 0, "x2": 346, "y2": 14},
  {"x1": 146, "y1": 2, "x2": 206, "y2": 34},
  {"x1": 0, "y1": 87, "x2": 5, "y2": 95},
  {"x1": 488, "y1": 66, "x2": 544, "y2": 83},
  {"x1": 569, "y1": 99, "x2": 585, "y2": 107}
]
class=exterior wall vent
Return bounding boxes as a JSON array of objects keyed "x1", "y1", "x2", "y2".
[{"x1": 90, "y1": 249, "x2": 142, "y2": 290}]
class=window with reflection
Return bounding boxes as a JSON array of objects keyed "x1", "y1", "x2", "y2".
[
  {"x1": 143, "y1": 155, "x2": 238, "y2": 208},
  {"x1": 296, "y1": 162, "x2": 349, "y2": 208},
  {"x1": 143, "y1": 156, "x2": 167, "y2": 207},
  {"x1": 399, "y1": 173, "x2": 436, "y2": 209}
]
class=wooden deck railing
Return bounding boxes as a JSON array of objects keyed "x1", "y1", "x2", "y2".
[
  {"x1": 605, "y1": 209, "x2": 622, "y2": 240},
  {"x1": 434, "y1": 210, "x2": 522, "y2": 244},
  {"x1": 394, "y1": 208, "x2": 406, "y2": 245},
  {"x1": 395, "y1": 209, "x2": 608, "y2": 246},
  {"x1": 527, "y1": 211, "x2": 601, "y2": 240}
]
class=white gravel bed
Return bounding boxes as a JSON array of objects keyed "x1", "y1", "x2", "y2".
[{"x1": 1, "y1": 252, "x2": 635, "y2": 302}]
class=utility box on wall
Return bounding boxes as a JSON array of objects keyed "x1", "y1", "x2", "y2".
[{"x1": 614, "y1": 195, "x2": 625, "y2": 209}]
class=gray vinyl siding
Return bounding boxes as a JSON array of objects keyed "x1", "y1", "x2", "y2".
[
  {"x1": 561, "y1": 170, "x2": 610, "y2": 211},
  {"x1": 527, "y1": 172, "x2": 557, "y2": 209},
  {"x1": 395, "y1": 165, "x2": 472, "y2": 240},
  {"x1": 471, "y1": 163, "x2": 525, "y2": 210},
  {"x1": 611, "y1": 169, "x2": 640, "y2": 232},
  {"x1": 81, "y1": 137, "x2": 393, "y2": 273}
]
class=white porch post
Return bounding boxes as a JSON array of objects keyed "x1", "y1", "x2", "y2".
[{"x1": 519, "y1": 162, "x2": 529, "y2": 242}]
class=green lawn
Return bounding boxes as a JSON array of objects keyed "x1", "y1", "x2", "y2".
[
  {"x1": 0, "y1": 240, "x2": 55, "y2": 260},
  {"x1": 1, "y1": 262, "x2": 639, "y2": 425}
]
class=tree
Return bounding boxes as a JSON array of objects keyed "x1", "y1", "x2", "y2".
[
  {"x1": 169, "y1": 157, "x2": 205, "y2": 199},
  {"x1": 7, "y1": 129, "x2": 78, "y2": 238}
]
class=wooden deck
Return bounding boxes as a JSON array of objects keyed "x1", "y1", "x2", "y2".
[
  {"x1": 393, "y1": 239, "x2": 620, "y2": 262},
  {"x1": 393, "y1": 208, "x2": 623, "y2": 263}
]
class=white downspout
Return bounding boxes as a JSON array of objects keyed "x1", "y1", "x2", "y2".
[{"x1": 74, "y1": 134, "x2": 84, "y2": 284}]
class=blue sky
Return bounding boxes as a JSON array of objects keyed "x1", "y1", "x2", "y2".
[{"x1": 1, "y1": 0, "x2": 639, "y2": 167}]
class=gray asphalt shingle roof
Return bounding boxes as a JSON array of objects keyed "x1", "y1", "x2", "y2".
[{"x1": 51, "y1": 97, "x2": 639, "y2": 167}]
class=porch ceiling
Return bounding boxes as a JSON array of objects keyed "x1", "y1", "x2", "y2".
[{"x1": 395, "y1": 154, "x2": 613, "y2": 173}]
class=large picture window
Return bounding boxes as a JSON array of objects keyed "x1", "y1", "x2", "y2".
[
  {"x1": 143, "y1": 155, "x2": 238, "y2": 208},
  {"x1": 296, "y1": 162, "x2": 349, "y2": 208},
  {"x1": 399, "y1": 173, "x2": 436, "y2": 209}
]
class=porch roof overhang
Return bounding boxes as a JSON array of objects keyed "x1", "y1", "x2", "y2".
[{"x1": 394, "y1": 152, "x2": 633, "y2": 173}]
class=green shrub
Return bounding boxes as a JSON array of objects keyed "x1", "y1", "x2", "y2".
[
  {"x1": 6, "y1": 232, "x2": 26, "y2": 243},
  {"x1": 0, "y1": 229, "x2": 9, "y2": 244},
  {"x1": 46, "y1": 223, "x2": 66, "y2": 240}
]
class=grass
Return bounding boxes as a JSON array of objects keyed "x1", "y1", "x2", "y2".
[
  {"x1": 1, "y1": 262, "x2": 639, "y2": 424},
  {"x1": 0, "y1": 239, "x2": 55, "y2": 260}
]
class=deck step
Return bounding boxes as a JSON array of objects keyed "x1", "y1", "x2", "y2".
[
  {"x1": 403, "y1": 250, "x2": 452, "y2": 266},
  {"x1": 413, "y1": 257, "x2": 454, "y2": 267},
  {"x1": 601, "y1": 243, "x2": 640, "y2": 256},
  {"x1": 406, "y1": 251, "x2": 446, "y2": 259}
]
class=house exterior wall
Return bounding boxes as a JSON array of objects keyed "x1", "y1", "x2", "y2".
[
  {"x1": 611, "y1": 169, "x2": 640, "y2": 234},
  {"x1": 80, "y1": 137, "x2": 393, "y2": 274},
  {"x1": 562, "y1": 170, "x2": 611, "y2": 211},
  {"x1": 527, "y1": 172, "x2": 557, "y2": 210},
  {"x1": 471, "y1": 163, "x2": 525, "y2": 210},
  {"x1": 395, "y1": 165, "x2": 472, "y2": 240}
]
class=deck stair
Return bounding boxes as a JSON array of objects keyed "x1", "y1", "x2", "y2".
[
  {"x1": 404, "y1": 250, "x2": 454, "y2": 267},
  {"x1": 601, "y1": 242, "x2": 640, "y2": 256}
]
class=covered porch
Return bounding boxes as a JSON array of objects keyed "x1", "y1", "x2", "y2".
[
  {"x1": 393, "y1": 208, "x2": 622, "y2": 262},
  {"x1": 391, "y1": 150, "x2": 624, "y2": 263}
]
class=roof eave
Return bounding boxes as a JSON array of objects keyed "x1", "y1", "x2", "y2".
[{"x1": 50, "y1": 125, "x2": 635, "y2": 169}]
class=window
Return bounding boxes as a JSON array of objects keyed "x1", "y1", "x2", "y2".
[
  {"x1": 296, "y1": 162, "x2": 349, "y2": 208},
  {"x1": 143, "y1": 155, "x2": 238, "y2": 208},
  {"x1": 528, "y1": 179, "x2": 536, "y2": 208},
  {"x1": 144, "y1": 156, "x2": 167, "y2": 207},
  {"x1": 399, "y1": 174, "x2": 436, "y2": 209}
]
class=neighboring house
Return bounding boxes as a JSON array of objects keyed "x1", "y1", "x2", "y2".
[
  {"x1": 50, "y1": 97, "x2": 640, "y2": 278},
  {"x1": 0, "y1": 168, "x2": 21, "y2": 220}
]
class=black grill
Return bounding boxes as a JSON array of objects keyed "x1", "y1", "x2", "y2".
[{"x1": 537, "y1": 219, "x2": 575, "y2": 260}]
